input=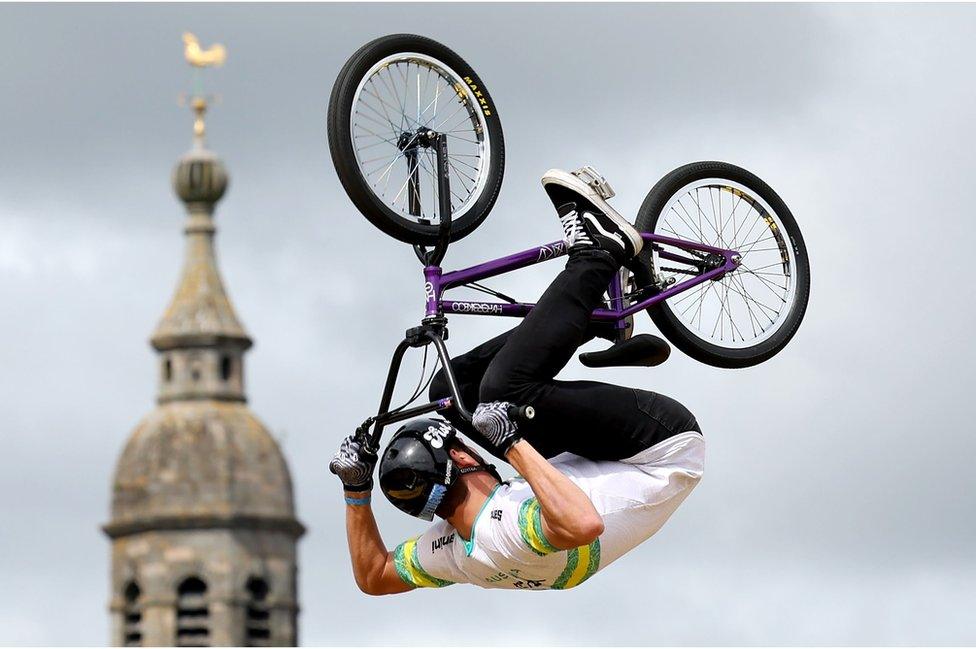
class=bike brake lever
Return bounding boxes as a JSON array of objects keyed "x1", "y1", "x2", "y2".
[{"x1": 355, "y1": 418, "x2": 380, "y2": 455}]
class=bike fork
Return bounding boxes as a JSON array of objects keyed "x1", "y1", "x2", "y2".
[{"x1": 362, "y1": 323, "x2": 472, "y2": 452}]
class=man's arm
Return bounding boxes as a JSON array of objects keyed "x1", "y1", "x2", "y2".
[
  {"x1": 505, "y1": 439, "x2": 604, "y2": 550},
  {"x1": 330, "y1": 434, "x2": 412, "y2": 596},
  {"x1": 343, "y1": 491, "x2": 414, "y2": 596}
]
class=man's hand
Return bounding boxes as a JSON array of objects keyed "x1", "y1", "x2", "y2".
[
  {"x1": 330, "y1": 434, "x2": 378, "y2": 492},
  {"x1": 473, "y1": 401, "x2": 521, "y2": 455}
]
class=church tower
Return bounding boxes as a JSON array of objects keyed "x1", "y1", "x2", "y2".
[{"x1": 104, "y1": 37, "x2": 303, "y2": 647}]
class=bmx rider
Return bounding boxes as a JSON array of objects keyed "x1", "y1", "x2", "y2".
[{"x1": 330, "y1": 167, "x2": 705, "y2": 592}]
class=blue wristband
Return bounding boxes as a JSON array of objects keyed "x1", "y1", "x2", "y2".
[{"x1": 345, "y1": 494, "x2": 371, "y2": 506}]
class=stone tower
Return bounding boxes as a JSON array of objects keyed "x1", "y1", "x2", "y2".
[{"x1": 104, "y1": 91, "x2": 304, "y2": 647}]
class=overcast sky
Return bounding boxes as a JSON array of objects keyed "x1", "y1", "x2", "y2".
[{"x1": 2, "y1": 2, "x2": 975, "y2": 646}]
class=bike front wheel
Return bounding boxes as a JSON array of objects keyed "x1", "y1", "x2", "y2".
[
  {"x1": 632, "y1": 161, "x2": 811, "y2": 368},
  {"x1": 328, "y1": 34, "x2": 505, "y2": 245}
]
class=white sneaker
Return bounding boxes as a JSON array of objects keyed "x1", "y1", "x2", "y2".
[{"x1": 542, "y1": 167, "x2": 643, "y2": 261}]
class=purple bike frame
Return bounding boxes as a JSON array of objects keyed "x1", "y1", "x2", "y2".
[
  {"x1": 358, "y1": 230, "x2": 740, "y2": 452},
  {"x1": 423, "y1": 232, "x2": 741, "y2": 322}
]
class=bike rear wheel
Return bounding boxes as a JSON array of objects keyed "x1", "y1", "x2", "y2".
[
  {"x1": 328, "y1": 34, "x2": 505, "y2": 245},
  {"x1": 632, "y1": 161, "x2": 810, "y2": 368}
]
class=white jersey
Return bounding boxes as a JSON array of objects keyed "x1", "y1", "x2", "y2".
[{"x1": 392, "y1": 430, "x2": 705, "y2": 591}]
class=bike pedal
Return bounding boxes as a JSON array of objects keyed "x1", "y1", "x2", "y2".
[{"x1": 573, "y1": 165, "x2": 616, "y2": 200}]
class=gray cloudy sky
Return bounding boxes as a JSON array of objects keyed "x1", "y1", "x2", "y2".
[{"x1": 2, "y1": 2, "x2": 975, "y2": 645}]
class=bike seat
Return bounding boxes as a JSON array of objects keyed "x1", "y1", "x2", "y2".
[{"x1": 578, "y1": 334, "x2": 671, "y2": 368}]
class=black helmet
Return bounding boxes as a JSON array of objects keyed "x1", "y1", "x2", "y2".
[{"x1": 378, "y1": 418, "x2": 498, "y2": 520}]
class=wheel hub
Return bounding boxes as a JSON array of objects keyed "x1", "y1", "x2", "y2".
[
  {"x1": 397, "y1": 129, "x2": 440, "y2": 151},
  {"x1": 703, "y1": 253, "x2": 726, "y2": 271}
]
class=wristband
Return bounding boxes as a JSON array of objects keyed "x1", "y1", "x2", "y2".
[{"x1": 344, "y1": 494, "x2": 371, "y2": 506}]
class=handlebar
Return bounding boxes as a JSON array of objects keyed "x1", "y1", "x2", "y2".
[{"x1": 356, "y1": 400, "x2": 535, "y2": 456}]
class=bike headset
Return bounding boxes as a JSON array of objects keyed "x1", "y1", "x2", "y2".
[{"x1": 378, "y1": 417, "x2": 502, "y2": 521}]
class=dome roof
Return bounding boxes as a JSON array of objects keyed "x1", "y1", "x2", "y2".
[
  {"x1": 106, "y1": 401, "x2": 303, "y2": 538},
  {"x1": 172, "y1": 148, "x2": 228, "y2": 207}
]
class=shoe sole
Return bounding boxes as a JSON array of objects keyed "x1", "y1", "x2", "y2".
[{"x1": 541, "y1": 169, "x2": 644, "y2": 256}]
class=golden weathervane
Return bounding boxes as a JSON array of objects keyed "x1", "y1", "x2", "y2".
[
  {"x1": 183, "y1": 32, "x2": 226, "y2": 68},
  {"x1": 180, "y1": 32, "x2": 226, "y2": 144}
]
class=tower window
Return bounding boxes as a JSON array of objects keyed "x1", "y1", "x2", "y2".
[
  {"x1": 123, "y1": 581, "x2": 143, "y2": 647},
  {"x1": 163, "y1": 358, "x2": 172, "y2": 382},
  {"x1": 245, "y1": 577, "x2": 271, "y2": 647},
  {"x1": 176, "y1": 577, "x2": 209, "y2": 647},
  {"x1": 220, "y1": 355, "x2": 233, "y2": 382}
]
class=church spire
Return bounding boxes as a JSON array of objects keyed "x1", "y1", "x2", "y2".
[
  {"x1": 105, "y1": 34, "x2": 302, "y2": 647},
  {"x1": 151, "y1": 39, "x2": 251, "y2": 403}
]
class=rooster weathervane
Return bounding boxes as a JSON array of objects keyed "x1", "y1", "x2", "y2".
[
  {"x1": 180, "y1": 32, "x2": 226, "y2": 145},
  {"x1": 183, "y1": 32, "x2": 227, "y2": 68}
]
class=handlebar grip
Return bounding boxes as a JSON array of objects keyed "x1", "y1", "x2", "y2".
[
  {"x1": 507, "y1": 404, "x2": 536, "y2": 422},
  {"x1": 354, "y1": 423, "x2": 379, "y2": 456}
]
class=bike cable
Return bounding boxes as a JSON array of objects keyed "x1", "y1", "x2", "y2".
[
  {"x1": 464, "y1": 281, "x2": 519, "y2": 304},
  {"x1": 386, "y1": 346, "x2": 442, "y2": 416}
]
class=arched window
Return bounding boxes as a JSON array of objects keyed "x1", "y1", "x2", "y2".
[
  {"x1": 176, "y1": 577, "x2": 209, "y2": 647},
  {"x1": 245, "y1": 577, "x2": 271, "y2": 647},
  {"x1": 163, "y1": 358, "x2": 172, "y2": 382},
  {"x1": 122, "y1": 581, "x2": 142, "y2": 647},
  {"x1": 220, "y1": 355, "x2": 233, "y2": 382}
]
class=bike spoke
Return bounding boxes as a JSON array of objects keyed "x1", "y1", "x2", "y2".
[
  {"x1": 740, "y1": 266, "x2": 788, "y2": 296},
  {"x1": 363, "y1": 82, "x2": 403, "y2": 132},
  {"x1": 685, "y1": 193, "x2": 724, "y2": 246},
  {"x1": 668, "y1": 203, "x2": 710, "y2": 245},
  {"x1": 675, "y1": 281, "x2": 710, "y2": 309},
  {"x1": 736, "y1": 234, "x2": 775, "y2": 253},
  {"x1": 447, "y1": 158, "x2": 478, "y2": 187},
  {"x1": 352, "y1": 123, "x2": 400, "y2": 146},
  {"x1": 728, "y1": 273, "x2": 779, "y2": 322},
  {"x1": 727, "y1": 275, "x2": 760, "y2": 338},
  {"x1": 728, "y1": 200, "x2": 758, "y2": 248}
]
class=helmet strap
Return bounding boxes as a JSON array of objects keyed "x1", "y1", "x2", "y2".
[{"x1": 455, "y1": 463, "x2": 502, "y2": 483}]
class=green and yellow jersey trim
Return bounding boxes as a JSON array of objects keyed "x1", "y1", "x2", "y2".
[
  {"x1": 392, "y1": 537, "x2": 454, "y2": 588},
  {"x1": 551, "y1": 538, "x2": 601, "y2": 590},
  {"x1": 518, "y1": 497, "x2": 560, "y2": 556}
]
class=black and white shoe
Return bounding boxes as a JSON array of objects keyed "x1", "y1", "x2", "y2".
[{"x1": 542, "y1": 166, "x2": 643, "y2": 262}]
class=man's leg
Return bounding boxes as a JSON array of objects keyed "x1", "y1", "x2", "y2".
[
  {"x1": 429, "y1": 315, "x2": 624, "y2": 461},
  {"x1": 474, "y1": 163, "x2": 701, "y2": 460},
  {"x1": 478, "y1": 250, "x2": 618, "y2": 403},
  {"x1": 477, "y1": 251, "x2": 698, "y2": 460}
]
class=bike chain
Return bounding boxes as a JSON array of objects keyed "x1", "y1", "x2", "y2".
[{"x1": 661, "y1": 266, "x2": 698, "y2": 276}]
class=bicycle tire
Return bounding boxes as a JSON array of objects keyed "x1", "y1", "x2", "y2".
[
  {"x1": 632, "y1": 161, "x2": 811, "y2": 368},
  {"x1": 328, "y1": 34, "x2": 505, "y2": 245}
]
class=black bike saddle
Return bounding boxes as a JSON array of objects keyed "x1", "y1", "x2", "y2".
[{"x1": 578, "y1": 334, "x2": 671, "y2": 368}]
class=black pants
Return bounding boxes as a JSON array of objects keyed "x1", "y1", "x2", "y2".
[{"x1": 430, "y1": 251, "x2": 700, "y2": 463}]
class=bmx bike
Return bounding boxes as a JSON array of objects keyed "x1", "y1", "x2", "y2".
[{"x1": 327, "y1": 34, "x2": 811, "y2": 452}]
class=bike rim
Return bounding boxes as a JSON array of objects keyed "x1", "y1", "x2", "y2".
[
  {"x1": 349, "y1": 52, "x2": 492, "y2": 226},
  {"x1": 654, "y1": 179, "x2": 798, "y2": 349}
]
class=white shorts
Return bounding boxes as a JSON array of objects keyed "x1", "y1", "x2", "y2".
[{"x1": 549, "y1": 430, "x2": 706, "y2": 567}]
